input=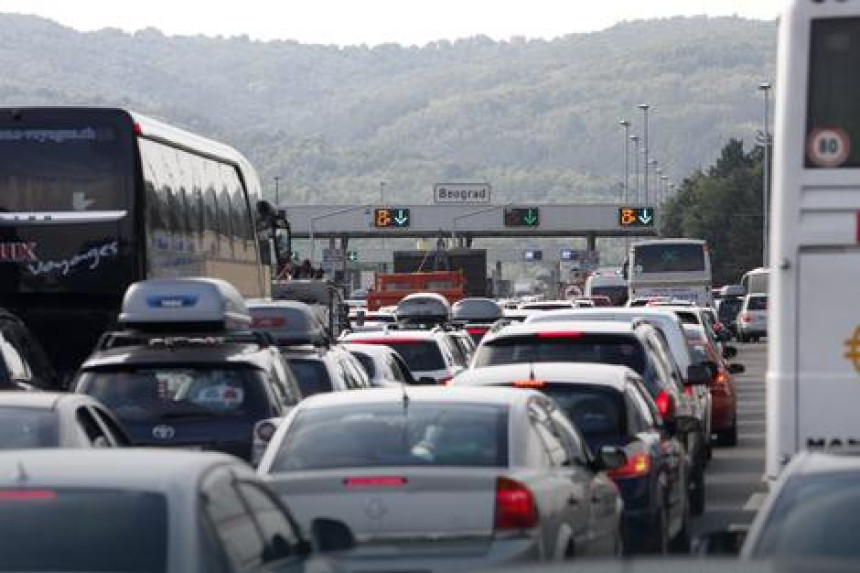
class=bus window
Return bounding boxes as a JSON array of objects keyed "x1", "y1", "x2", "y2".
[
  {"x1": 218, "y1": 165, "x2": 236, "y2": 258},
  {"x1": 633, "y1": 243, "x2": 705, "y2": 273}
]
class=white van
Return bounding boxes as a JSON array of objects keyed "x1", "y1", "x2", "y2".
[{"x1": 584, "y1": 272, "x2": 628, "y2": 306}]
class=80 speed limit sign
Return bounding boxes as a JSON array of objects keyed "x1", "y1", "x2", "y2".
[{"x1": 807, "y1": 128, "x2": 850, "y2": 167}]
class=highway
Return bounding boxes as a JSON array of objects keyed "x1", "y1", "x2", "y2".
[{"x1": 692, "y1": 342, "x2": 768, "y2": 537}]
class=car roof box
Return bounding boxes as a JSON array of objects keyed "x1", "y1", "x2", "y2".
[
  {"x1": 247, "y1": 300, "x2": 329, "y2": 346},
  {"x1": 397, "y1": 293, "x2": 451, "y2": 325},
  {"x1": 119, "y1": 278, "x2": 251, "y2": 332}
]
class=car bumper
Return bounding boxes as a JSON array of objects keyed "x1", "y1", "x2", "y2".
[
  {"x1": 739, "y1": 324, "x2": 767, "y2": 335},
  {"x1": 711, "y1": 395, "x2": 736, "y2": 430},
  {"x1": 331, "y1": 537, "x2": 541, "y2": 573}
]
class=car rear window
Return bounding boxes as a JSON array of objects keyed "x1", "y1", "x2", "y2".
[
  {"x1": 748, "y1": 296, "x2": 768, "y2": 311},
  {"x1": 77, "y1": 366, "x2": 269, "y2": 423},
  {"x1": 287, "y1": 358, "x2": 334, "y2": 397},
  {"x1": 373, "y1": 340, "x2": 445, "y2": 372},
  {"x1": 0, "y1": 488, "x2": 167, "y2": 572},
  {"x1": 271, "y1": 402, "x2": 508, "y2": 471},
  {"x1": 717, "y1": 299, "x2": 743, "y2": 321},
  {"x1": 474, "y1": 333, "x2": 646, "y2": 376},
  {"x1": 0, "y1": 408, "x2": 58, "y2": 448},
  {"x1": 541, "y1": 385, "x2": 626, "y2": 445},
  {"x1": 351, "y1": 352, "x2": 376, "y2": 379},
  {"x1": 675, "y1": 311, "x2": 700, "y2": 325}
]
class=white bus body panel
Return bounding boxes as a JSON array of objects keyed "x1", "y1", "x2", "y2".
[{"x1": 768, "y1": 0, "x2": 860, "y2": 479}]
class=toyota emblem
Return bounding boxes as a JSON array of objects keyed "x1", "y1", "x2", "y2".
[{"x1": 152, "y1": 425, "x2": 176, "y2": 440}]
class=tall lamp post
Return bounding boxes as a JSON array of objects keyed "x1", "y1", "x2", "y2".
[
  {"x1": 638, "y1": 104, "x2": 651, "y2": 205},
  {"x1": 630, "y1": 135, "x2": 641, "y2": 203},
  {"x1": 619, "y1": 120, "x2": 631, "y2": 203},
  {"x1": 759, "y1": 81, "x2": 772, "y2": 267},
  {"x1": 274, "y1": 176, "x2": 280, "y2": 206}
]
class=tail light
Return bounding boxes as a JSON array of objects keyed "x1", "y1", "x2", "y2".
[
  {"x1": 740, "y1": 313, "x2": 752, "y2": 323},
  {"x1": 494, "y1": 477, "x2": 539, "y2": 530},
  {"x1": 344, "y1": 476, "x2": 407, "y2": 488},
  {"x1": 711, "y1": 371, "x2": 730, "y2": 394},
  {"x1": 467, "y1": 328, "x2": 488, "y2": 336},
  {"x1": 654, "y1": 389, "x2": 676, "y2": 420},
  {"x1": 608, "y1": 451, "x2": 651, "y2": 479},
  {"x1": 439, "y1": 376, "x2": 453, "y2": 386}
]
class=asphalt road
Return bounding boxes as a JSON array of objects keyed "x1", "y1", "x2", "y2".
[{"x1": 692, "y1": 341, "x2": 768, "y2": 538}]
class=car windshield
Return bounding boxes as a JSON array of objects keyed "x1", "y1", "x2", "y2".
[
  {"x1": 0, "y1": 408, "x2": 58, "y2": 448},
  {"x1": 748, "y1": 296, "x2": 768, "y2": 311},
  {"x1": 370, "y1": 340, "x2": 446, "y2": 372},
  {"x1": 474, "y1": 334, "x2": 646, "y2": 376},
  {"x1": 286, "y1": 358, "x2": 334, "y2": 396},
  {"x1": 270, "y1": 402, "x2": 508, "y2": 471},
  {"x1": 78, "y1": 366, "x2": 268, "y2": 422},
  {"x1": 541, "y1": 385, "x2": 626, "y2": 445},
  {"x1": 0, "y1": 488, "x2": 167, "y2": 572},
  {"x1": 752, "y1": 472, "x2": 860, "y2": 559}
]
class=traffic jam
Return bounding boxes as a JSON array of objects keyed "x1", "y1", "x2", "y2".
[{"x1": 0, "y1": 265, "x2": 764, "y2": 572}]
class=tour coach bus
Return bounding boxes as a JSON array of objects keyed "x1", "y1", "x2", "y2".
[
  {"x1": 0, "y1": 107, "x2": 267, "y2": 377},
  {"x1": 767, "y1": 1, "x2": 860, "y2": 479},
  {"x1": 626, "y1": 238, "x2": 713, "y2": 306}
]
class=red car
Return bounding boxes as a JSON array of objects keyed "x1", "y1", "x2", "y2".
[{"x1": 686, "y1": 334, "x2": 743, "y2": 446}]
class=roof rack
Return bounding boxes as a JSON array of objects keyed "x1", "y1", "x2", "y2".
[{"x1": 94, "y1": 330, "x2": 273, "y2": 353}]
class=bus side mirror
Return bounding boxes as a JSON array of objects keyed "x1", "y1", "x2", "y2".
[{"x1": 257, "y1": 200, "x2": 275, "y2": 219}]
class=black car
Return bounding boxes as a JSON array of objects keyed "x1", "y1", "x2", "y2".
[
  {"x1": 454, "y1": 362, "x2": 690, "y2": 554},
  {"x1": 716, "y1": 297, "x2": 744, "y2": 338},
  {"x1": 0, "y1": 309, "x2": 58, "y2": 390},
  {"x1": 72, "y1": 333, "x2": 302, "y2": 461}
]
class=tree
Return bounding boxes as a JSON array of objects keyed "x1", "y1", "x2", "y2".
[{"x1": 661, "y1": 139, "x2": 764, "y2": 285}]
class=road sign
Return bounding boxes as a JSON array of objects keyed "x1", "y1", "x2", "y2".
[
  {"x1": 560, "y1": 249, "x2": 599, "y2": 270},
  {"x1": 433, "y1": 183, "x2": 491, "y2": 204},
  {"x1": 523, "y1": 249, "x2": 543, "y2": 262},
  {"x1": 374, "y1": 208, "x2": 411, "y2": 228},
  {"x1": 619, "y1": 207, "x2": 655, "y2": 227},
  {"x1": 347, "y1": 251, "x2": 359, "y2": 262},
  {"x1": 322, "y1": 248, "x2": 345, "y2": 263},
  {"x1": 505, "y1": 207, "x2": 540, "y2": 227}
]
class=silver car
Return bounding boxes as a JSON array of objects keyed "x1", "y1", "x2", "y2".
[
  {"x1": 737, "y1": 294, "x2": 768, "y2": 342},
  {"x1": 258, "y1": 387, "x2": 625, "y2": 571},
  {"x1": 0, "y1": 449, "x2": 349, "y2": 573}
]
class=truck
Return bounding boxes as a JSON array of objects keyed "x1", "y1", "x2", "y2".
[
  {"x1": 393, "y1": 248, "x2": 488, "y2": 298},
  {"x1": 366, "y1": 271, "x2": 467, "y2": 311}
]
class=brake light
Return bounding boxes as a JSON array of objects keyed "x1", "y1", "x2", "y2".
[
  {"x1": 535, "y1": 332, "x2": 583, "y2": 339},
  {"x1": 354, "y1": 339, "x2": 423, "y2": 345},
  {"x1": 740, "y1": 313, "x2": 752, "y2": 323},
  {"x1": 711, "y1": 371, "x2": 730, "y2": 394},
  {"x1": 439, "y1": 376, "x2": 453, "y2": 386},
  {"x1": 467, "y1": 328, "x2": 488, "y2": 335},
  {"x1": 513, "y1": 380, "x2": 546, "y2": 388},
  {"x1": 133, "y1": 122, "x2": 143, "y2": 136},
  {"x1": 608, "y1": 452, "x2": 651, "y2": 479},
  {"x1": 494, "y1": 477, "x2": 539, "y2": 530},
  {"x1": 654, "y1": 389, "x2": 675, "y2": 419},
  {"x1": 0, "y1": 490, "x2": 56, "y2": 501},
  {"x1": 344, "y1": 476, "x2": 407, "y2": 488}
]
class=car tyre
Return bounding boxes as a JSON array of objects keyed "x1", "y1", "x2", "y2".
[
  {"x1": 717, "y1": 415, "x2": 739, "y2": 447},
  {"x1": 689, "y1": 469, "x2": 706, "y2": 516},
  {"x1": 669, "y1": 501, "x2": 691, "y2": 554},
  {"x1": 642, "y1": 505, "x2": 669, "y2": 555}
]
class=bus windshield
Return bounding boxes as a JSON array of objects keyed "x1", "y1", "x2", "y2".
[
  {"x1": 0, "y1": 124, "x2": 132, "y2": 212},
  {"x1": 633, "y1": 243, "x2": 706, "y2": 273}
]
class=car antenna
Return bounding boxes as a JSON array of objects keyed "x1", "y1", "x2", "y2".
[
  {"x1": 400, "y1": 378, "x2": 410, "y2": 412},
  {"x1": 528, "y1": 360, "x2": 536, "y2": 382}
]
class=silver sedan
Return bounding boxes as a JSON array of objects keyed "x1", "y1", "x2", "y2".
[{"x1": 258, "y1": 386, "x2": 626, "y2": 571}]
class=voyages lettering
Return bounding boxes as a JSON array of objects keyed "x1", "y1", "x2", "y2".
[{"x1": 27, "y1": 241, "x2": 119, "y2": 277}]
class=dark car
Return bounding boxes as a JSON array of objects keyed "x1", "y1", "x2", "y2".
[
  {"x1": 72, "y1": 334, "x2": 302, "y2": 461},
  {"x1": 0, "y1": 392, "x2": 129, "y2": 449},
  {"x1": 473, "y1": 320, "x2": 711, "y2": 516},
  {"x1": 0, "y1": 309, "x2": 58, "y2": 390},
  {"x1": 716, "y1": 297, "x2": 743, "y2": 338},
  {"x1": 454, "y1": 363, "x2": 690, "y2": 554}
]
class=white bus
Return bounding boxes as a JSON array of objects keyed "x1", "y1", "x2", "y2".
[
  {"x1": 741, "y1": 267, "x2": 769, "y2": 295},
  {"x1": 626, "y1": 239, "x2": 713, "y2": 306},
  {"x1": 767, "y1": 0, "x2": 860, "y2": 480}
]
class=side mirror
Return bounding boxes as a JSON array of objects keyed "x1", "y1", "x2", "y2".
[
  {"x1": 597, "y1": 445, "x2": 627, "y2": 471},
  {"x1": 702, "y1": 361, "x2": 719, "y2": 380},
  {"x1": 417, "y1": 376, "x2": 437, "y2": 385},
  {"x1": 728, "y1": 363, "x2": 745, "y2": 375},
  {"x1": 257, "y1": 200, "x2": 275, "y2": 218},
  {"x1": 692, "y1": 527, "x2": 748, "y2": 556},
  {"x1": 311, "y1": 518, "x2": 356, "y2": 553},
  {"x1": 686, "y1": 363, "x2": 711, "y2": 386},
  {"x1": 723, "y1": 346, "x2": 738, "y2": 360}
]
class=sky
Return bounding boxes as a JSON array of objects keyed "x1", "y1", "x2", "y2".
[{"x1": 0, "y1": 0, "x2": 783, "y2": 46}]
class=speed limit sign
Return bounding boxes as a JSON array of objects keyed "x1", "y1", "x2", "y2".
[{"x1": 808, "y1": 128, "x2": 850, "y2": 167}]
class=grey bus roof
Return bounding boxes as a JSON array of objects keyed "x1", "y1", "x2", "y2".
[{"x1": 119, "y1": 278, "x2": 251, "y2": 332}]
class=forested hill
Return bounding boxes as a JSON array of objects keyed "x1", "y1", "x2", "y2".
[{"x1": 0, "y1": 13, "x2": 775, "y2": 204}]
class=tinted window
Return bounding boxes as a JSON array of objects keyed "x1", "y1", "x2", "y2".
[
  {"x1": 807, "y1": 19, "x2": 860, "y2": 168},
  {"x1": 748, "y1": 296, "x2": 768, "y2": 311},
  {"x1": 753, "y1": 473, "x2": 860, "y2": 559},
  {"x1": 0, "y1": 123, "x2": 131, "y2": 211},
  {"x1": 717, "y1": 298, "x2": 743, "y2": 321},
  {"x1": 0, "y1": 408, "x2": 58, "y2": 448},
  {"x1": 0, "y1": 489, "x2": 166, "y2": 572},
  {"x1": 271, "y1": 403, "x2": 507, "y2": 471},
  {"x1": 541, "y1": 385, "x2": 625, "y2": 446},
  {"x1": 633, "y1": 243, "x2": 705, "y2": 273},
  {"x1": 351, "y1": 352, "x2": 377, "y2": 379},
  {"x1": 286, "y1": 359, "x2": 334, "y2": 396},
  {"x1": 78, "y1": 367, "x2": 269, "y2": 422},
  {"x1": 675, "y1": 311, "x2": 700, "y2": 325},
  {"x1": 475, "y1": 334, "x2": 645, "y2": 376},
  {"x1": 375, "y1": 341, "x2": 445, "y2": 372}
]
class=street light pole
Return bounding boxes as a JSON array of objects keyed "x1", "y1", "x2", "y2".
[
  {"x1": 660, "y1": 175, "x2": 669, "y2": 204},
  {"x1": 619, "y1": 120, "x2": 631, "y2": 203},
  {"x1": 638, "y1": 104, "x2": 651, "y2": 205},
  {"x1": 759, "y1": 82, "x2": 772, "y2": 267},
  {"x1": 274, "y1": 176, "x2": 280, "y2": 206},
  {"x1": 309, "y1": 205, "x2": 370, "y2": 264},
  {"x1": 630, "y1": 135, "x2": 641, "y2": 203}
]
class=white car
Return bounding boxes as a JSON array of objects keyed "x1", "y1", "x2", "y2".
[{"x1": 737, "y1": 294, "x2": 768, "y2": 342}]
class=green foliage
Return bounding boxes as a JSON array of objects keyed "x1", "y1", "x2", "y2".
[
  {"x1": 0, "y1": 14, "x2": 776, "y2": 208},
  {"x1": 661, "y1": 139, "x2": 765, "y2": 284}
]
